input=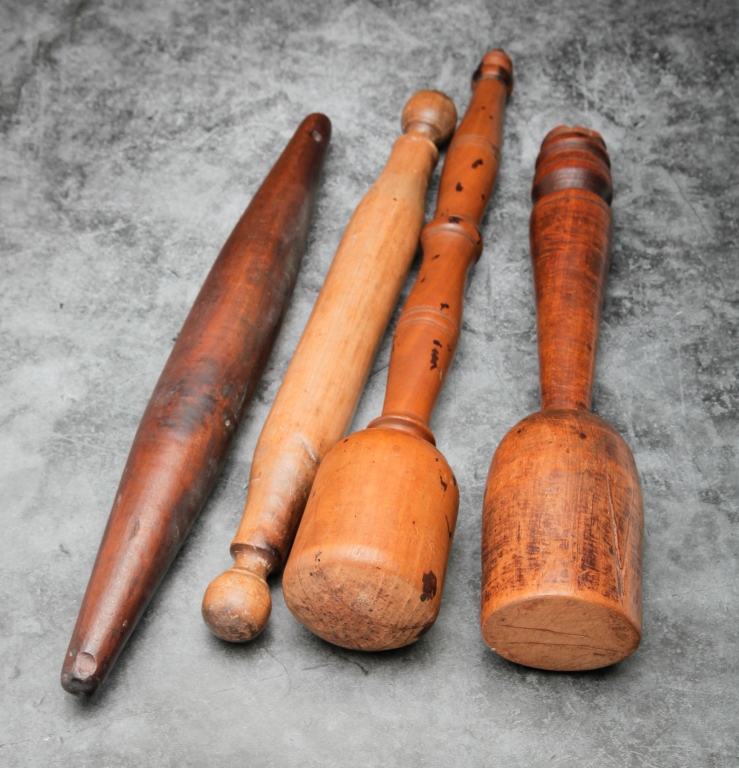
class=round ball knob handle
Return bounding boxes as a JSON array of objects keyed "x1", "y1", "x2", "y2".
[
  {"x1": 202, "y1": 566, "x2": 271, "y2": 642},
  {"x1": 401, "y1": 90, "x2": 457, "y2": 146}
]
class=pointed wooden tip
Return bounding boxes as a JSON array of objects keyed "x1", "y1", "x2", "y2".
[
  {"x1": 61, "y1": 650, "x2": 104, "y2": 697},
  {"x1": 300, "y1": 112, "x2": 332, "y2": 145},
  {"x1": 401, "y1": 90, "x2": 457, "y2": 147},
  {"x1": 202, "y1": 568, "x2": 272, "y2": 642}
]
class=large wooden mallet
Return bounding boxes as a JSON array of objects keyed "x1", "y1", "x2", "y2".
[
  {"x1": 202, "y1": 90, "x2": 457, "y2": 642},
  {"x1": 282, "y1": 51, "x2": 513, "y2": 650},
  {"x1": 480, "y1": 126, "x2": 644, "y2": 671}
]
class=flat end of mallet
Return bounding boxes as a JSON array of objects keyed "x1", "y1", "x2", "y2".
[{"x1": 481, "y1": 593, "x2": 641, "y2": 672}]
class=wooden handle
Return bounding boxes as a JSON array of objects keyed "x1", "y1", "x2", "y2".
[
  {"x1": 531, "y1": 126, "x2": 613, "y2": 411},
  {"x1": 60, "y1": 114, "x2": 331, "y2": 697},
  {"x1": 370, "y1": 50, "x2": 512, "y2": 442},
  {"x1": 481, "y1": 127, "x2": 644, "y2": 671},
  {"x1": 202, "y1": 91, "x2": 457, "y2": 642},
  {"x1": 281, "y1": 52, "x2": 513, "y2": 652}
]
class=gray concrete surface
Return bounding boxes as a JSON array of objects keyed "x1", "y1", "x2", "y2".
[{"x1": 1, "y1": 0, "x2": 737, "y2": 765}]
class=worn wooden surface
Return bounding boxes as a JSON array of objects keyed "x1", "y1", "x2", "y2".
[
  {"x1": 481, "y1": 127, "x2": 644, "y2": 670},
  {"x1": 61, "y1": 114, "x2": 331, "y2": 696},
  {"x1": 202, "y1": 90, "x2": 456, "y2": 643},
  {"x1": 283, "y1": 51, "x2": 511, "y2": 651},
  {"x1": 2, "y1": 1, "x2": 737, "y2": 765}
]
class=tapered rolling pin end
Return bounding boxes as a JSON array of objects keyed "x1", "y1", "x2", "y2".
[
  {"x1": 61, "y1": 650, "x2": 104, "y2": 698},
  {"x1": 202, "y1": 567, "x2": 271, "y2": 642},
  {"x1": 301, "y1": 112, "x2": 333, "y2": 145},
  {"x1": 401, "y1": 90, "x2": 457, "y2": 147}
]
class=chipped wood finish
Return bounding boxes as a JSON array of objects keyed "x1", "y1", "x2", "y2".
[
  {"x1": 60, "y1": 114, "x2": 331, "y2": 697},
  {"x1": 480, "y1": 126, "x2": 644, "y2": 671},
  {"x1": 201, "y1": 91, "x2": 458, "y2": 643},
  {"x1": 282, "y1": 51, "x2": 513, "y2": 651}
]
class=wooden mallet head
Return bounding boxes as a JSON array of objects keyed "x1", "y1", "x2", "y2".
[{"x1": 480, "y1": 126, "x2": 644, "y2": 671}]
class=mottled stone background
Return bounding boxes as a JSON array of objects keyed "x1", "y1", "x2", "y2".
[{"x1": 1, "y1": 0, "x2": 736, "y2": 765}]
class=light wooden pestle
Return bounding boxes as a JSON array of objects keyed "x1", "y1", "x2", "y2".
[{"x1": 202, "y1": 91, "x2": 457, "y2": 642}]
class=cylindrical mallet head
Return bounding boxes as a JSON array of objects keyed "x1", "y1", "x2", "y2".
[
  {"x1": 283, "y1": 428, "x2": 459, "y2": 650},
  {"x1": 480, "y1": 127, "x2": 644, "y2": 671}
]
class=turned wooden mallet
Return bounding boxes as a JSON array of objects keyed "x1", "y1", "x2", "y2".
[
  {"x1": 282, "y1": 51, "x2": 513, "y2": 651},
  {"x1": 202, "y1": 90, "x2": 458, "y2": 642},
  {"x1": 61, "y1": 114, "x2": 330, "y2": 696},
  {"x1": 480, "y1": 126, "x2": 644, "y2": 671}
]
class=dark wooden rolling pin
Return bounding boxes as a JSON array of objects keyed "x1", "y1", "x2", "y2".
[
  {"x1": 202, "y1": 91, "x2": 458, "y2": 643},
  {"x1": 61, "y1": 114, "x2": 331, "y2": 696},
  {"x1": 281, "y1": 51, "x2": 513, "y2": 650},
  {"x1": 480, "y1": 126, "x2": 644, "y2": 671}
]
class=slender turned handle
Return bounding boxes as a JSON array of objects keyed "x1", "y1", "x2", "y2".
[
  {"x1": 61, "y1": 114, "x2": 331, "y2": 696},
  {"x1": 202, "y1": 91, "x2": 457, "y2": 642},
  {"x1": 370, "y1": 51, "x2": 513, "y2": 442},
  {"x1": 530, "y1": 126, "x2": 613, "y2": 412}
]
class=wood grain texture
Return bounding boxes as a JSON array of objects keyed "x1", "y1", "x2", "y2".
[
  {"x1": 282, "y1": 51, "x2": 513, "y2": 651},
  {"x1": 201, "y1": 91, "x2": 457, "y2": 643},
  {"x1": 480, "y1": 126, "x2": 644, "y2": 671},
  {"x1": 60, "y1": 114, "x2": 331, "y2": 696}
]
